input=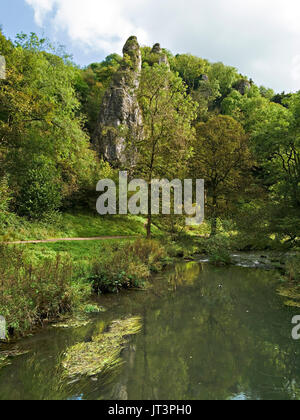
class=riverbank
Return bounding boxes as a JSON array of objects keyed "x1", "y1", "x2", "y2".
[
  {"x1": 1, "y1": 211, "x2": 298, "y2": 339},
  {"x1": 0, "y1": 233, "x2": 202, "y2": 338},
  {"x1": 0, "y1": 212, "x2": 161, "y2": 243},
  {"x1": 1, "y1": 262, "x2": 300, "y2": 400}
]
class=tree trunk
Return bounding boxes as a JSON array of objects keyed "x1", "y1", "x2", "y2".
[
  {"x1": 146, "y1": 183, "x2": 152, "y2": 238},
  {"x1": 211, "y1": 217, "x2": 217, "y2": 237},
  {"x1": 146, "y1": 213, "x2": 152, "y2": 238},
  {"x1": 210, "y1": 195, "x2": 217, "y2": 237}
]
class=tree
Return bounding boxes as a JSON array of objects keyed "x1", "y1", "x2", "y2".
[
  {"x1": 76, "y1": 54, "x2": 122, "y2": 135},
  {"x1": 208, "y1": 62, "x2": 240, "y2": 98},
  {"x1": 249, "y1": 93, "x2": 300, "y2": 241},
  {"x1": 130, "y1": 63, "x2": 197, "y2": 237},
  {"x1": 0, "y1": 32, "x2": 99, "y2": 218},
  {"x1": 17, "y1": 156, "x2": 62, "y2": 220},
  {"x1": 171, "y1": 54, "x2": 210, "y2": 92},
  {"x1": 190, "y1": 115, "x2": 252, "y2": 235},
  {"x1": 221, "y1": 85, "x2": 281, "y2": 133}
]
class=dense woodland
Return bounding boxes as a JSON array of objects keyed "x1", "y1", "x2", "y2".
[
  {"x1": 0, "y1": 30, "x2": 300, "y2": 335},
  {"x1": 0, "y1": 31, "x2": 299, "y2": 245}
]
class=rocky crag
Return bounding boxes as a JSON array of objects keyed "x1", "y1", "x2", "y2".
[
  {"x1": 93, "y1": 37, "x2": 170, "y2": 166},
  {"x1": 93, "y1": 36, "x2": 143, "y2": 166},
  {"x1": 151, "y1": 43, "x2": 170, "y2": 67}
]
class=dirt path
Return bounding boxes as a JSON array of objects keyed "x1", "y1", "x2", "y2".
[{"x1": 2, "y1": 236, "x2": 137, "y2": 245}]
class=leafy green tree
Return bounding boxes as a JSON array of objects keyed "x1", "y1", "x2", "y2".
[
  {"x1": 208, "y1": 62, "x2": 240, "y2": 97},
  {"x1": 76, "y1": 54, "x2": 122, "y2": 135},
  {"x1": 171, "y1": 54, "x2": 210, "y2": 92},
  {"x1": 259, "y1": 86, "x2": 275, "y2": 100},
  {"x1": 190, "y1": 115, "x2": 252, "y2": 235},
  {"x1": 17, "y1": 156, "x2": 61, "y2": 220},
  {"x1": 249, "y1": 93, "x2": 300, "y2": 241},
  {"x1": 221, "y1": 85, "x2": 283, "y2": 132},
  {"x1": 0, "y1": 32, "x2": 99, "y2": 217},
  {"x1": 131, "y1": 63, "x2": 197, "y2": 237}
]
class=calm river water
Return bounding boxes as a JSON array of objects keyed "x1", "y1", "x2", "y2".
[{"x1": 0, "y1": 262, "x2": 300, "y2": 400}]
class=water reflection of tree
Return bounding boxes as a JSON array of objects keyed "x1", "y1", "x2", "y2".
[
  {"x1": 1, "y1": 264, "x2": 300, "y2": 400},
  {"x1": 127, "y1": 264, "x2": 300, "y2": 400}
]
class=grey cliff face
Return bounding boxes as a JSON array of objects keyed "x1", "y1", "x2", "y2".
[
  {"x1": 200, "y1": 74, "x2": 209, "y2": 82},
  {"x1": 151, "y1": 43, "x2": 170, "y2": 68},
  {"x1": 151, "y1": 43, "x2": 162, "y2": 54},
  {"x1": 233, "y1": 79, "x2": 251, "y2": 95},
  {"x1": 93, "y1": 36, "x2": 143, "y2": 166}
]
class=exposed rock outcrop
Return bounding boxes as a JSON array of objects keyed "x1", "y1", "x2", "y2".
[
  {"x1": 233, "y1": 79, "x2": 251, "y2": 95},
  {"x1": 151, "y1": 43, "x2": 170, "y2": 68},
  {"x1": 200, "y1": 74, "x2": 209, "y2": 82},
  {"x1": 151, "y1": 43, "x2": 162, "y2": 54},
  {"x1": 93, "y1": 36, "x2": 143, "y2": 166}
]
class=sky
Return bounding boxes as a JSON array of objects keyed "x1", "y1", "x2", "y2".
[{"x1": 1, "y1": 0, "x2": 300, "y2": 93}]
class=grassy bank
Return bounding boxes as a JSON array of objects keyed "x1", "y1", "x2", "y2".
[
  {"x1": 1, "y1": 210, "x2": 297, "y2": 339},
  {"x1": 1, "y1": 232, "x2": 298, "y2": 338},
  {"x1": 0, "y1": 235, "x2": 187, "y2": 338},
  {"x1": 0, "y1": 245, "x2": 91, "y2": 336},
  {"x1": 0, "y1": 211, "x2": 162, "y2": 242},
  {"x1": 277, "y1": 251, "x2": 300, "y2": 308}
]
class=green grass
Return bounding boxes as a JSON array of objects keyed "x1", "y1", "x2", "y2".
[
  {"x1": 57, "y1": 213, "x2": 149, "y2": 237},
  {"x1": 0, "y1": 211, "x2": 161, "y2": 242},
  {"x1": 0, "y1": 245, "x2": 92, "y2": 336},
  {"x1": 0, "y1": 237, "x2": 172, "y2": 337},
  {"x1": 26, "y1": 238, "x2": 132, "y2": 262}
]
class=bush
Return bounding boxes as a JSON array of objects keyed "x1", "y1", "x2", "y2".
[
  {"x1": 127, "y1": 239, "x2": 167, "y2": 271},
  {"x1": 285, "y1": 253, "x2": 300, "y2": 281},
  {"x1": 0, "y1": 245, "x2": 91, "y2": 336},
  {"x1": 0, "y1": 177, "x2": 17, "y2": 229},
  {"x1": 16, "y1": 156, "x2": 62, "y2": 220},
  {"x1": 206, "y1": 235, "x2": 232, "y2": 266},
  {"x1": 90, "y1": 239, "x2": 167, "y2": 294}
]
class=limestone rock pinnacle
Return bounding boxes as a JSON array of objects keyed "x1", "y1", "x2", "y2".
[{"x1": 93, "y1": 36, "x2": 143, "y2": 166}]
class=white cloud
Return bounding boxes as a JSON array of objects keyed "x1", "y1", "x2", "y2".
[
  {"x1": 26, "y1": 0, "x2": 55, "y2": 26},
  {"x1": 25, "y1": 0, "x2": 300, "y2": 92},
  {"x1": 292, "y1": 56, "x2": 300, "y2": 81},
  {"x1": 25, "y1": 0, "x2": 149, "y2": 53}
]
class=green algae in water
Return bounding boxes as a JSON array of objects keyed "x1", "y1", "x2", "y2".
[
  {"x1": 277, "y1": 286, "x2": 300, "y2": 300},
  {"x1": 277, "y1": 285, "x2": 300, "y2": 308},
  {"x1": 0, "y1": 348, "x2": 29, "y2": 371},
  {"x1": 62, "y1": 316, "x2": 142, "y2": 378},
  {"x1": 52, "y1": 306, "x2": 106, "y2": 329},
  {"x1": 52, "y1": 316, "x2": 91, "y2": 329},
  {"x1": 284, "y1": 300, "x2": 300, "y2": 308},
  {"x1": 83, "y1": 304, "x2": 106, "y2": 314},
  {"x1": 0, "y1": 355, "x2": 10, "y2": 370}
]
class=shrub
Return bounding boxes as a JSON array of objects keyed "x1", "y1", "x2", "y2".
[
  {"x1": 0, "y1": 177, "x2": 17, "y2": 229},
  {"x1": 16, "y1": 156, "x2": 62, "y2": 220},
  {"x1": 127, "y1": 239, "x2": 167, "y2": 271},
  {"x1": 90, "y1": 247, "x2": 149, "y2": 294},
  {"x1": 206, "y1": 235, "x2": 232, "y2": 266},
  {"x1": 285, "y1": 253, "x2": 300, "y2": 281},
  {"x1": 0, "y1": 245, "x2": 91, "y2": 336},
  {"x1": 90, "y1": 239, "x2": 167, "y2": 294}
]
